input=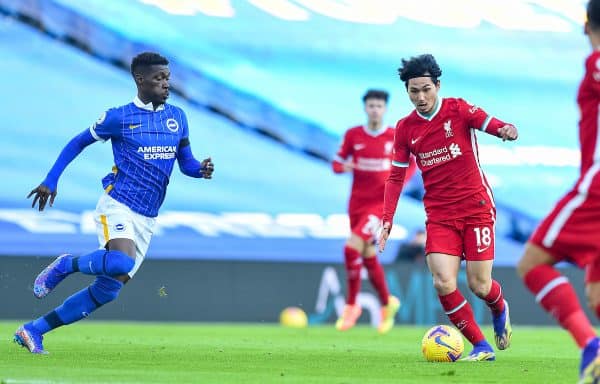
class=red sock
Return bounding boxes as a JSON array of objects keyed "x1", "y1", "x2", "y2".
[
  {"x1": 363, "y1": 256, "x2": 389, "y2": 306},
  {"x1": 439, "y1": 290, "x2": 485, "y2": 345},
  {"x1": 344, "y1": 246, "x2": 362, "y2": 305},
  {"x1": 524, "y1": 264, "x2": 596, "y2": 348},
  {"x1": 484, "y1": 280, "x2": 505, "y2": 316}
]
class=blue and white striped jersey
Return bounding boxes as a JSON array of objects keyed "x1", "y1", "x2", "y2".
[{"x1": 90, "y1": 97, "x2": 189, "y2": 217}]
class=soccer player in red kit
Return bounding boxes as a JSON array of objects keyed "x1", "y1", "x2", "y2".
[
  {"x1": 378, "y1": 55, "x2": 518, "y2": 360},
  {"x1": 517, "y1": 1, "x2": 600, "y2": 381},
  {"x1": 333, "y1": 89, "x2": 415, "y2": 333}
]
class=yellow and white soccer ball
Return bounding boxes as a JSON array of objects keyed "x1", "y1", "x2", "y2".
[
  {"x1": 421, "y1": 325, "x2": 464, "y2": 362},
  {"x1": 279, "y1": 307, "x2": 308, "y2": 328}
]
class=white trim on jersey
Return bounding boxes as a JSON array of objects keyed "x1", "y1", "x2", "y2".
[
  {"x1": 480, "y1": 116, "x2": 493, "y2": 132},
  {"x1": 542, "y1": 104, "x2": 600, "y2": 247},
  {"x1": 542, "y1": 162, "x2": 600, "y2": 247},
  {"x1": 392, "y1": 160, "x2": 409, "y2": 167},
  {"x1": 416, "y1": 97, "x2": 442, "y2": 121},
  {"x1": 469, "y1": 129, "x2": 496, "y2": 209},
  {"x1": 89, "y1": 126, "x2": 106, "y2": 142},
  {"x1": 361, "y1": 125, "x2": 387, "y2": 137},
  {"x1": 133, "y1": 96, "x2": 165, "y2": 112},
  {"x1": 470, "y1": 128, "x2": 497, "y2": 239}
]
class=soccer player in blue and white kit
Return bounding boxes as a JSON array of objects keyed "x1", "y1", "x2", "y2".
[{"x1": 14, "y1": 52, "x2": 214, "y2": 354}]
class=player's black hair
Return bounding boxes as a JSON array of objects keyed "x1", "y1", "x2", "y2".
[
  {"x1": 398, "y1": 54, "x2": 442, "y2": 88},
  {"x1": 588, "y1": 0, "x2": 600, "y2": 30},
  {"x1": 362, "y1": 89, "x2": 389, "y2": 103},
  {"x1": 130, "y1": 52, "x2": 169, "y2": 75}
]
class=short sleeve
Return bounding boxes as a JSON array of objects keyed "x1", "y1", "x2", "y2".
[
  {"x1": 392, "y1": 119, "x2": 410, "y2": 167},
  {"x1": 89, "y1": 108, "x2": 120, "y2": 142},
  {"x1": 335, "y1": 130, "x2": 353, "y2": 161},
  {"x1": 457, "y1": 98, "x2": 492, "y2": 132}
]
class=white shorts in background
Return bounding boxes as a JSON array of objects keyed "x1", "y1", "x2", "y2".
[{"x1": 94, "y1": 193, "x2": 156, "y2": 277}]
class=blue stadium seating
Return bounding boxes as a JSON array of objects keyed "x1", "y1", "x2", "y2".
[
  {"x1": 0, "y1": 4, "x2": 533, "y2": 264},
  {"x1": 0, "y1": 20, "x2": 434, "y2": 262}
]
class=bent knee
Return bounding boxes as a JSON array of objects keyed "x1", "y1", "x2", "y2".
[
  {"x1": 90, "y1": 275, "x2": 124, "y2": 305},
  {"x1": 517, "y1": 243, "x2": 555, "y2": 278},
  {"x1": 468, "y1": 278, "x2": 491, "y2": 298},
  {"x1": 432, "y1": 275, "x2": 456, "y2": 295}
]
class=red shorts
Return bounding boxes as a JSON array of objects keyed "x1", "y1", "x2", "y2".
[
  {"x1": 530, "y1": 188, "x2": 600, "y2": 282},
  {"x1": 349, "y1": 207, "x2": 382, "y2": 242},
  {"x1": 425, "y1": 213, "x2": 495, "y2": 261}
]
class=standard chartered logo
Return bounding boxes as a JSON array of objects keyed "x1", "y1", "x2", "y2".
[
  {"x1": 418, "y1": 143, "x2": 462, "y2": 167},
  {"x1": 449, "y1": 143, "x2": 462, "y2": 158}
]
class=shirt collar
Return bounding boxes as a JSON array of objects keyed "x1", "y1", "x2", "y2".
[
  {"x1": 362, "y1": 124, "x2": 387, "y2": 137},
  {"x1": 416, "y1": 97, "x2": 442, "y2": 121},
  {"x1": 133, "y1": 96, "x2": 165, "y2": 112}
]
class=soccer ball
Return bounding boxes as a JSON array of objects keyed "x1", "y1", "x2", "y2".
[
  {"x1": 279, "y1": 307, "x2": 308, "y2": 328},
  {"x1": 421, "y1": 325, "x2": 464, "y2": 362}
]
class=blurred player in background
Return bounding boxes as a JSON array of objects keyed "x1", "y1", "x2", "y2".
[
  {"x1": 378, "y1": 54, "x2": 518, "y2": 360},
  {"x1": 14, "y1": 52, "x2": 214, "y2": 354},
  {"x1": 332, "y1": 89, "x2": 415, "y2": 334},
  {"x1": 517, "y1": 1, "x2": 600, "y2": 381}
]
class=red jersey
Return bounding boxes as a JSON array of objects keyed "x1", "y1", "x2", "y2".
[
  {"x1": 527, "y1": 51, "x2": 600, "y2": 272},
  {"x1": 384, "y1": 97, "x2": 510, "y2": 222},
  {"x1": 576, "y1": 50, "x2": 600, "y2": 190},
  {"x1": 333, "y1": 126, "x2": 395, "y2": 213}
]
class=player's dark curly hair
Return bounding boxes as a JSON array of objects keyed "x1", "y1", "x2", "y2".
[
  {"x1": 130, "y1": 52, "x2": 169, "y2": 75},
  {"x1": 362, "y1": 89, "x2": 389, "y2": 103},
  {"x1": 398, "y1": 54, "x2": 442, "y2": 88},
  {"x1": 588, "y1": 0, "x2": 600, "y2": 30}
]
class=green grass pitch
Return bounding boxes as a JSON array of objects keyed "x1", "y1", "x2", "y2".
[{"x1": 0, "y1": 322, "x2": 582, "y2": 383}]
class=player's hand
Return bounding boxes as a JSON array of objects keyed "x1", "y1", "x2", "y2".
[
  {"x1": 342, "y1": 162, "x2": 354, "y2": 172},
  {"x1": 378, "y1": 222, "x2": 392, "y2": 253},
  {"x1": 201, "y1": 157, "x2": 214, "y2": 179},
  {"x1": 27, "y1": 184, "x2": 57, "y2": 211},
  {"x1": 498, "y1": 124, "x2": 518, "y2": 142}
]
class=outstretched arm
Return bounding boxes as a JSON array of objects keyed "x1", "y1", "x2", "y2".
[
  {"x1": 332, "y1": 157, "x2": 354, "y2": 173},
  {"x1": 496, "y1": 123, "x2": 518, "y2": 142},
  {"x1": 378, "y1": 163, "x2": 408, "y2": 252},
  {"x1": 460, "y1": 98, "x2": 518, "y2": 141},
  {"x1": 480, "y1": 116, "x2": 518, "y2": 141},
  {"x1": 332, "y1": 130, "x2": 353, "y2": 173},
  {"x1": 177, "y1": 139, "x2": 214, "y2": 179},
  {"x1": 28, "y1": 129, "x2": 96, "y2": 211}
]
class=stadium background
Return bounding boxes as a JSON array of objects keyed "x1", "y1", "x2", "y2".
[{"x1": 0, "y1": 0, "x2": 593, "y2": 326}]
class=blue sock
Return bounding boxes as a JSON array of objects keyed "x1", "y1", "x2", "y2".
[
  {"x1": 71, "y1": 249, "x2": 135, "y2": 276},
  {"x1": 31, "y1": 276, "x2": 123, "y2": 334}
]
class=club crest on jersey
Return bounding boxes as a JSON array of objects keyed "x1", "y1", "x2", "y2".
[
  {"x1": 444, "y1": 120, "x2": 453, "y2": 138},
  {"x1": 166, "y1": 118, "x2": 179, "y2": 132},
  {"x1": 114, "y1": 223, "x2": 126, "y2": 232}
]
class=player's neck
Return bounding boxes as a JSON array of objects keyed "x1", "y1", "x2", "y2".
[
  {"x1": 589, "y1": 31, "x2": 600, "y2": 50},
  {"x1": 137, "y1": 94, "x2": 163, "y2": 111},
  {"x1": 367, "y1": 121, "x2": 383, "y2": 131}
]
